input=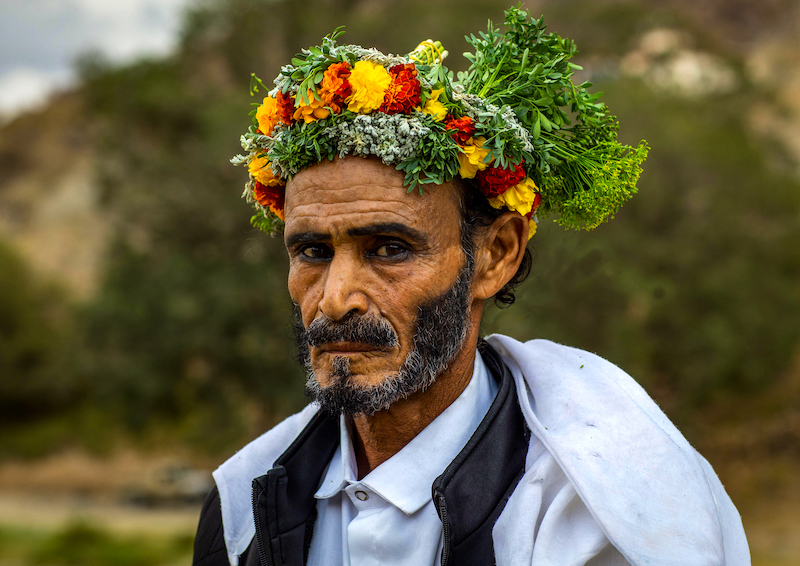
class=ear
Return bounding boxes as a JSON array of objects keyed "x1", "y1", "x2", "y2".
[{"x1": 472, "y1": 212, "x2": 529, "y2": 301}]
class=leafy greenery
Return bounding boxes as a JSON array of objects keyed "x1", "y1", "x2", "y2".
[
  {"x1": 397, "y1": 120, "x2": 461, "y2": 190},
  {"x1": 460, "y1": 6, "x2": 648, "y2": 229}
]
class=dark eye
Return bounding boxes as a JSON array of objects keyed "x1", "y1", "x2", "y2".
[
  {"x1": 373, "y1": 242, "x2": 408, "y2": 258},
  {"x1": 300, "y1": 245, "x2": 332, "y2": 260}
]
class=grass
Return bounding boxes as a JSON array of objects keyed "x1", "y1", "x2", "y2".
[{"x1": 0, "y1": 522, "x2": 193, "y2": 566}]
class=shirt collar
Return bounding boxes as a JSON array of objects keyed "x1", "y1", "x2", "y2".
[
  {"x1": 314, "y1": 350, "x2": 498, "y2": 515},
  {"x1": 313, "y1": 412, "x2": 357, "y2": 498}
]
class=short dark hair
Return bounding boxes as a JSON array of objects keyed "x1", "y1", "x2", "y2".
[{"x1": 457, "y1": 178, "x2": 533, "y2": 307}]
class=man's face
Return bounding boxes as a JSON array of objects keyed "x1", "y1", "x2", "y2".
[{"x1": 284, "y1": 157, "x2": 472, "y2": 415}]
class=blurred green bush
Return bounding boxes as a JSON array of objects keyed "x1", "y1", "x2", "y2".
[
  {"x1": 0, "y1": 521, "x2": 192, "y2": 566},
  {"x1": 0, "y1": 242, "x2": 82, "y2": 425}
]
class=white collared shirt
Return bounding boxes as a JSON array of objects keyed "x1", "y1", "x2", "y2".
[{"x1": 307, "y1": 351, "x2": 499, "y2": 566}]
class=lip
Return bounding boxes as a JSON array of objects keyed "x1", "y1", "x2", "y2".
[{"x1": 316, "y1": 342, "x2": 387, "y2": 355}]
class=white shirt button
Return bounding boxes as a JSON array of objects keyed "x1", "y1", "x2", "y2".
[{"x1": 355, "y1": 490, "x2": 369, "y2": 501}]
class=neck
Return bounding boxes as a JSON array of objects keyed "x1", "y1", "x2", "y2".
[{"x1": 349, "y1": 307, "x2": 483, "y2": 479}]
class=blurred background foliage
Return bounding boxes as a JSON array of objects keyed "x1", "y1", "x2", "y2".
[
  {"x1": 1, "y1": 0, "x2": 799, "y2": 464},
  {"x1": 3, "y1": 1, "x2": 800, "y2": 563}
]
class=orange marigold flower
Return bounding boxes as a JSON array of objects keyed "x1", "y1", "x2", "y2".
[
  {"x1": 276, "y1": 91, "x2": 295, "y2": 125},
  {"x1": 319, "y1": 62, "x2": 352, "y2": 113},
  {"x1": 254, "y1": 181, "x2": 285, "y2": 221},
  {"x1": 444, "y1": 115, "x2": 475, "y2": 144},
  {"x1": 293, "y1": 90, "x2": 331, "y2": 123},
  {"x1": 256, "y1": 96, "x2": 280, "y2": 136},
  {"x1": 379, "y1": 64, "x2": 422, "y2": 115},
  {"x1": 477, "y1": 162, "x2": 526, "y2": 198}
]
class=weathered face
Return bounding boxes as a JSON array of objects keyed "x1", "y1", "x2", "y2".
[{"x1": 284, "y1": 156, "x2": 471, "y2": 413}]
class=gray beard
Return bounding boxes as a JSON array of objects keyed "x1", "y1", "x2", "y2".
[{"x1": 292, "y1": 263, "x2": 474, "y2": 417}]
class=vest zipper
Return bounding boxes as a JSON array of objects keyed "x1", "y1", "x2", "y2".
[
  {"x1": 252, "y1": 478, "x2": 269, "y2": 566},
  {"x1": 435, "y1": 490, "x2": 451, "y2": 566}
]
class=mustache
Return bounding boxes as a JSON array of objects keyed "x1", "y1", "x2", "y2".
[{"x1": 304, "y1": 313, "x2": 399, "y2": 349}]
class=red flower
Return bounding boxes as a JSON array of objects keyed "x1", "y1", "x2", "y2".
[
  {"x1": 444, "y1": 116, "x2": 475, "y2": 144},
  {"x1": 254, "y1": 181, "x2": 286, "y2": 221},
  {"x1": 477, "y1": 162, "x2": 526, "y2": 198},
  {"x1": 526, "y1": 192, "x2": 542, "y2": 218},
  {"x1": 379, "y1": 64, "x2": 422, "y2": 115},
  {"x1": 319, "y1": 62, "x2": 352, "y2": 113},
  {"x1": 276, "y1": 91, "x2": 295, "y2": 126}
]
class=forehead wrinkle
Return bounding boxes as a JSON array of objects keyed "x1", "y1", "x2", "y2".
[
  {"x1": 287, "y1": 200, "x2": 423, "y2": 231},
  {"x1": 294, "y1": 182, "x2": 415, "y2": 194},
  {"x1": 289, "y1": 199, "x2": 419, "y2": 219},
  {"x1": 286, "y1": 184, "x2": 424, "y2": 211}
]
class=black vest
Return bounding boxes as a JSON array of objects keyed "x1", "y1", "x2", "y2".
[{"x1": 246, "y1": 342, "x2": 529, "y2": 566}]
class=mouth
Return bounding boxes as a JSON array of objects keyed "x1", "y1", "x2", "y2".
[{"x1": 316, "y1": 342, "x2": 390, "y2": 355}]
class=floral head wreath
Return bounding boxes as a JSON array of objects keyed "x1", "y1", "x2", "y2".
[{"x1": 233, "y1": 6, "x2": 648, "y2": 240}]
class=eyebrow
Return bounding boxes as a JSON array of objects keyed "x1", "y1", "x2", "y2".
[
  {"x1": 285, "y1": 231, "x2": 331, "y2": 249},
  {"x1": 285, "y1": 223, "x2": 429, "y2": 249},
  {"x1": 347, "y1": 223, "x2": 429, "y2": 245}
]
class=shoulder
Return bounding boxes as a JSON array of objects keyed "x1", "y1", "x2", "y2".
[
  {"x1": 486, "y1": 336, "x2": 685, "y2": 441},
  {"x1": 487, "y1": 335, "x2": 750, "y2": 566},
  {"x1": 210, "y1": 403, "x2": 319, "y2": 564}
]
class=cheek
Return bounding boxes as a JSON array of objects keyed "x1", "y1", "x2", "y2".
[
  {"x1": 378, "y1": 282, "x2": 428, "y2": 339},
  {"x1": 287, "y1": 264, "x2": 322, "y2": 322}
]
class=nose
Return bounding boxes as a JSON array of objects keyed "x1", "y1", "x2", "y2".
[{"x1": 318, "y1": 252, "x2": 369, "y2": 321}]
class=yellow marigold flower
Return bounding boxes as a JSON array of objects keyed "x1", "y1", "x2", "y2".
[
  {"x1": 528, "y1": 219, "x2": 537, "y2": 240},
  {"x1": 422, "y1": 88, "x2": 447, "y2": 121},
  {"x1": 346, "y1": 61, "x2": 391, "y2": 114},
  {"x1": 293, "y1": 90, "x2": 330, "y2": 124},
  {"x1": 457, "y1": 137, "x2": 492, "y2": 178},
  {"x1": 488, "y1": 177, "x2": 538, "y2": 217},
  {"x1": 248, "y1": 153, "x2": 282, "y2": 186},
  {"x1": 256, "y1": 96, "x2": 280, "y2": 135}
]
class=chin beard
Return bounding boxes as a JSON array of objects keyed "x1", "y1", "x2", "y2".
[{"x1": 292, "y1": 263, "x2": 474, "y2": 417}]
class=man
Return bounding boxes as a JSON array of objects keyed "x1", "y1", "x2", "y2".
[{"x1": 194, "y1": 8, "x2": 749, "y2": 566}]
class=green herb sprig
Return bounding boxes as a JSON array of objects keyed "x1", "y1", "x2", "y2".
[{"x1": 460, "y1": 6, "x2": 648, "y2": 229}]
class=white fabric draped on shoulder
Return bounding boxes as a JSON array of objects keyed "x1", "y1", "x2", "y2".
[{"x1": 487, "y1": 335, "x2": 749, "y2": 566}]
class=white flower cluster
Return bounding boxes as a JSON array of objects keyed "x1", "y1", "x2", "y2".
[
  {"x1": 273, "y1": 68, "x2": 299, "y2": 95},
  {"x1": 455, "y1": 91, "x2": 534, "y2": 154},
  {"x1": 231, "y1": 153, "x2": 249, "y2": 166},
  {"x1": 265, "y1": 127, "x2": 298, "y2": 179},
  {"x1": 450, "y1": 86, "x2": 481, "y2": 107},
  {"x1": 239, "y1": 133, "x2": 273, "y2": 153},
  {"x1": 323, "y1": 113, "x2": 430, "y2": 165},
  {"x1": 339, "y1": 45, "x2": 409, "y2": 68},
  {"x1": 241, "y1": 179, "x2": 255, "y2": 203},
  {"x1": 500, "y1": 105, "x2": 534, "y2": 154}
]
